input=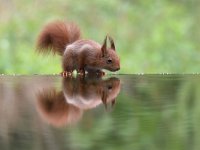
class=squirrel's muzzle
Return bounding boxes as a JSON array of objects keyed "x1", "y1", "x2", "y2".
[{"x1": 114, "y1": 67, "x2": 120, "y2": 71}]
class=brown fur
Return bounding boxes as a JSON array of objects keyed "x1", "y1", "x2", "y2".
[
  {"x1": 37, "y1": 20, "x2": 80, "y2": 55},
  {"x1": 36, "y1": 20, "x2": 120, "y2": 73}
]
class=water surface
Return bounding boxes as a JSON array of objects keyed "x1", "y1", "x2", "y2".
[{"x1": 0, "y1": 74, "x2": 200, "y2": 150}]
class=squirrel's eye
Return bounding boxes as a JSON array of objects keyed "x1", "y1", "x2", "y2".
[{"x1": 107, "y1": 59, "x2": 112, "y2": 64}]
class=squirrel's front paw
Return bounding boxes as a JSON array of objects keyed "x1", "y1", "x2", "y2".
[
  {"x1": 96, "y1": 70, "x2": 105, "y2": 76},
  {"x1": 78, "y1": 69, "x2": 85, "y2": 76}
]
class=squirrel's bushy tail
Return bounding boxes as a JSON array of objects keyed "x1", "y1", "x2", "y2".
[{"x1": 37, "y1": 20, "x2": 81, "y2": 55}]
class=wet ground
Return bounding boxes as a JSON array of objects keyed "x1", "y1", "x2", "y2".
[{"x1": 0, "y1": 74, "x2": 200, "y2": 150}]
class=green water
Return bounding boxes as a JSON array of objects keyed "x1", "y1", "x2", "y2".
[{"x1": 0, "y1": 75, "x2": 200, "y2": 150}]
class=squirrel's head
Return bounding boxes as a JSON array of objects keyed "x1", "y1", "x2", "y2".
[{"x1": 101, "y1": 36, "x2": 120, "y2": 72}]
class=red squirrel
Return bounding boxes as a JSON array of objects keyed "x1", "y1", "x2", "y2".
[{"x1": 36, "y1": 20, "x2": 120, "y2": 76}]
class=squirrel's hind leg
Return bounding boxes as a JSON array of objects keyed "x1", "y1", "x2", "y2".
[
  {"x1": 61, "y1": 62, "x2": 73, "y2": 77},
  {"x1": 61, "y1": 70, "x2": 73, "y2": 77},
  {"x1": 62, "y1": 52, "x2": 74, "y2": 77}
]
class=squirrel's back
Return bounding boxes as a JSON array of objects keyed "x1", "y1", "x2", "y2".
[
  {"x1": 65, "y1": 39, "x2": 101, "y2": 54},
  {"x1": 37, "y1": 21, "x2": 81, "y2": 55}
]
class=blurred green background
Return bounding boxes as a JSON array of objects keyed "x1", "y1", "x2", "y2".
[{"x1": 0, "y1": 0, "x2": 200, "y2": 74}]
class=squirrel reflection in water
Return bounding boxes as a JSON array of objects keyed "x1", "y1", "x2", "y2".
[{"x1": 36, "y1": 76, "x2": 121, "y2": 127}]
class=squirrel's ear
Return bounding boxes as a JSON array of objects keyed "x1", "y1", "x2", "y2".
[
  {"x1": 101, "y1": 36, "x2": 107, "y2": 57},
  {"x1": 108, "y1": 36, "x2": 115, "y2": 51}
]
